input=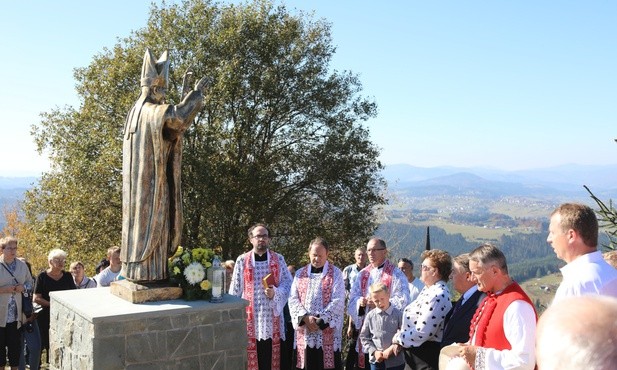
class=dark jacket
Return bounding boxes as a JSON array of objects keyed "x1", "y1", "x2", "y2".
[{"x1": 441, "y1": 289, "x2": 486, "y2": 348}]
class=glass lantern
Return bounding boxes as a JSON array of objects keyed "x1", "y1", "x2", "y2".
[{"x1": 208, "y1": 255, "x2": 225, "y2": 303}]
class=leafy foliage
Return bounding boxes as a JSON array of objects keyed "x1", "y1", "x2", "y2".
[
  {"x1": 378, "y1": 221, "x2": 562, "y2": 283},
  {"x1": 22, "y1": 0, "x2": 385, "y2": 273},
  {"x1": 584, "y1": 185, "x2": 617, "y2": 251}
]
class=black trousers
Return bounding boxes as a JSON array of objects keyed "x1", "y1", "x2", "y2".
[
  {"x1": 295, "y1": 346, "x2": 342, "y2": 370},
  {"x1": 283, "y1": 322, "x2": 295, "y2": 370},
  {"x1": 403, "y1": 341, "x2": 440, "y2": 370},
  {"x1": 257, "y1": 338, "x2": 288, "y2": 370},
  {"x1": 344, "y1": 327, "x2": 359, "y2": 370},
  {"x1": 0, "y1": 321, "x2": 21, "y2": 367}
]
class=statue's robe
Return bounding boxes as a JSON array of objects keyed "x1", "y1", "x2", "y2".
[{"x1": 121, "y1": 90, "x2": 202, "y2": 282}]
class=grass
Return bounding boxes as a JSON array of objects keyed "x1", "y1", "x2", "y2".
[
  {"x1": 413, "y1": 219, "x2": 515, "y2": 241},
  {"x1": 519, "y1": 272, "x2": 562, "y2": 315}
]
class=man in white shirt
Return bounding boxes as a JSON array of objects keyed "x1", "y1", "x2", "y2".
[
  {"x1": 397, "y1": 258, "x2": 424, "y2": 302},
  {"x1": 343, "y1": 248, "x2": 366, "y2": 294},
  {"x1": 457, "y1": 244, "x2": 536, "y2": 370},
  {"x1": 342, "y1": 247, "x2": 366, "y2": 370},
  {"x1": 229, "y1": 224, "x2": 293, "y2": 370},
  {"x1": 547, "y1": 203, "x2": 617, "y2": 303},
  {"x1": 288, "y1": 237, "x2": 346, "y2": 369},
  {"x1": 348, "y1": 238, "x2": 410, "y2": 369},
  {"x1": 95, "y1": 246, "x2": 121, "y2": 287}
]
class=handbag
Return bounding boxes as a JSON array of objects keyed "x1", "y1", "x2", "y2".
[{"x1": 1, "y1": 262, "x2": 34, "y2": 317}]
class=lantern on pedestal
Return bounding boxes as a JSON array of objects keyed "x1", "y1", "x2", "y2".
[{"x1": 208, "y1": 256, "x2": 225, "y2": 302}]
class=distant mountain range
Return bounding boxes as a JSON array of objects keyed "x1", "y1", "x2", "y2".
[
  {"x1": 1, "y1": 163, "x2": 617, "y2": 209},
  {"x1": 0, "y1": 177, "x2": 38, "y2": 190},
  {"x1": 383, "y1": 164, "x2": 617, "y2": 199}
]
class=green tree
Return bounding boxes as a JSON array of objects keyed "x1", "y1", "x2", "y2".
[
  {"x1": 585, "y1": 185, "x2": 617, "y2": 251},
  {"x1": 23, "y1": 0, "x2": 385, "y2": 270}
]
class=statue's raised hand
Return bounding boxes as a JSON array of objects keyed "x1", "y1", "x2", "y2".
[
  {"x1": 181, "y1": 68, "x2": 194, "y2": 98},
  {"x1": 195, "y1": 76, "x2": 210, "y2": 94}
]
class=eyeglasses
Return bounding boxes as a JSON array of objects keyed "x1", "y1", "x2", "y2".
[
  {"x1": 3, "y1": 247, "x2": 17, "y2": 251},
  {"x1": 52, "y1": 258, "x2": 66, "y2": 264},
  {"x1": 367, "y1": 248, "x2": 386, "y2": 253},
  {"x1": 421, "y1": 264, "x2": 434, "y2": 271},
  {"x1": 251, "y1": 234, "x2": 270, "y2": 240}
]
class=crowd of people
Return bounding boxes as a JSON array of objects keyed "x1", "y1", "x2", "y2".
[
  {"x1": 1, "y1": 202, "x2": 617, "y2": 370},
  {"x1": 0, "y1": 240, "x2": 126, "y2": 369},
  {"x1": 228, "y1": 202, "x2": 617, "y2": 370}
]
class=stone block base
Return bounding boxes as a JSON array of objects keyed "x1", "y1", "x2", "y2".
[
  {"x1": 49, "y1": 288, "x2": 248, "y2": 370},
  {"x1": 110, "y1": 279, "x2": 182, "y2": 303}
]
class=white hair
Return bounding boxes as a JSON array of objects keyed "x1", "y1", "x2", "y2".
[
  {"x1": 48, "y1": 248, "x2": 67, "y2": 261},
  {"x1": 537, "y1": 295, "x2": 617, "y2": 370}
]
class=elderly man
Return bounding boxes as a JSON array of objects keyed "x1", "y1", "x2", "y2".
[
  {"x1": 457, "y1": 244, "x2": 536, "y2": 370},
  {"x1": 289, "y1": 237, "x2": 345, "y2": 370},
  {"x1": 348, "y1": 238, "x2": 410, "y2": 369},
  {"x1": 547, "y1": 203, "x2": 617, "y2": 302},
  {"x1": 441, "y1": 253, "x2": 485, "y2": 348},
  {"x1": 229, "y1": 224, "x2": 293, "y2": 370},
  {"x1": 536, "y1": 295, "x2": 617, "y2": 370}
]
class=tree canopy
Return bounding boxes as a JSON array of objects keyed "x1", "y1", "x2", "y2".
[{"x1": 23, "y1": 0, "x2": 385, "y2": 272}]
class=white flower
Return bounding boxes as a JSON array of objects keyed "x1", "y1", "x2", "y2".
[{"x1": 184, "y1": 262, "x2": 205, "y2": 285}]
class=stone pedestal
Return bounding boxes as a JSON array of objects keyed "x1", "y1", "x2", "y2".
[
  {"x1": 110, "y1": 279, "x2": 182, "y2": 303},
  {"x1": 49, "y1": 288, "x2": 248, "y2": 370}
]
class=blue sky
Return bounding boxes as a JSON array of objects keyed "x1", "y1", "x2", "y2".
[{"x1": 1, "y1": 1, "x2": 616, "y2": 176}]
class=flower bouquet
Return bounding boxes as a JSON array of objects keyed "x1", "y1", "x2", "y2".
[{"x1": 168, "y1": 246, "x2": 216, "y2": 300}]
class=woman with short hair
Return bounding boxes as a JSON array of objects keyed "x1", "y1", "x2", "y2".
[
  {"x1": 392, "y1": 249, "x2": 453, "y2": 370},
  {"x1": 0, "y1": 236, "x2": 33, "y2": 370},
  {"x1": 70, "y1": 261, "x2": 97, "y2": 289},
  {"x1": 34, "y1": 249, "x2": 76, "y2": 362}
]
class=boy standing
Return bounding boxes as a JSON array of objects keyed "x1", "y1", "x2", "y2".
[{"x1": 359, "y1": 283, "x2": 404, "y2": 370}]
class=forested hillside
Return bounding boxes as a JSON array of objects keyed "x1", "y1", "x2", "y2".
[{"x1": 377, "y1": 222, "x2": 564, "y2": 283}]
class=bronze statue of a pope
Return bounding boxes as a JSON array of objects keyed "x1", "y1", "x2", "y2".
[{"x1": 121, "y1": 49, "x2": 206, "y2": 282}]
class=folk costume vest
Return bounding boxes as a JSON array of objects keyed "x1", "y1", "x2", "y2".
[{"x1": 469, "y1": 282, "x2": 536, "y2": 350}]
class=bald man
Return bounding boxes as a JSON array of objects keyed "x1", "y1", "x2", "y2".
[{"x1": 537, "y1": 295, "x2": 617, "y2": 370}]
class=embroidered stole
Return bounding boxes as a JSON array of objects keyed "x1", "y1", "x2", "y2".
[
  {"x1": 295, "y1": 263, "x2": 335, "y2": 369},
  {"x1": 243, "y1": 250, "x2": 282, "y2": 370},
  {"x1": 356, "y1": 261, "x2": 394, "y2": 369}
]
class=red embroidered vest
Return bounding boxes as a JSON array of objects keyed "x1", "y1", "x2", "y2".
[{"x1": 471, "y1": 282, "x2": 536, "y2": 349}]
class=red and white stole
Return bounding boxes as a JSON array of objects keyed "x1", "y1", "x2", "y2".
[
  {"x1": 295, "y1": 263, "x2": 335, "y2": 369},
  {"x1": 356, "y1": 260, "x2": 395, "y2": 369},
  {"x1": 243, "y1": 250, "x2": 282, "y2": 370}
]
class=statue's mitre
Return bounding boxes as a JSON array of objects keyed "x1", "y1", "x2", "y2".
[{"x1": 140, "y1": 49, "x2": 169, "y2": 88}]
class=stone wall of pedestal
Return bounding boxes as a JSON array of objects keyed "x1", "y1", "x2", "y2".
[{"x1": 49, "y1": 288, "x2": 248, "y2": 370}]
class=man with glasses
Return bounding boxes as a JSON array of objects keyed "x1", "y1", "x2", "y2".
[
  {"x1": 229, "y1": 223, "x2": 293, "y2": 370},
  {"x1": 348, "y1": 238, "x2": 410, "y2": 369}
]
